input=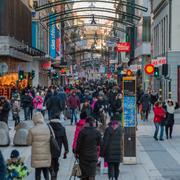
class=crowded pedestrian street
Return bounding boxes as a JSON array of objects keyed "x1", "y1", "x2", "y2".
[
  {"x1": 1, "y1": 110, "x2": 180, "y2": 180},
  {"x1": 1, "y1": 0, "x2": 180, "y2": 180}
]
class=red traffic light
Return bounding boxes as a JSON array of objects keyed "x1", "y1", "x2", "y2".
[
  {"x1": 126, "y1": 70, "x2": 133, "y2": 76},
  {"x1": 144, "y1": 64, "x2": 154, "y2": 75}
]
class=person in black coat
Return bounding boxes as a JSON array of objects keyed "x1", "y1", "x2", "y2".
[
  {"x1": 0, "y1": 96, "x2": 11, "y2": 125},
  {"x1": 49, "y1": 113, "x2": 69, "y2": 180},
  {"x1": 21, "y1": 92, "x2": 33, "y2": 120},
  {"x1": 110, "y1": 94, "x2": 122, "y2": 121},
  {"x1": 76, "y1": 117, "x2": 102, "y2": 180},
  {"x1": 102, "y1": 120, "x2": 122, "y2": 180},
  {"x1": 0, "y1": 151, "x2": 6, "y2": 180},
  {"x1": 140, "y1": 92, "x2": 151, "y2": 120},
  {"x1": 46, "y1": 91, "x2": 63, "y2": 120}
]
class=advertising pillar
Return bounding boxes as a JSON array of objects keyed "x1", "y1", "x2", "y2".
[{"x1": 123, "y1": 76, "x2": 137, "y2": 164}]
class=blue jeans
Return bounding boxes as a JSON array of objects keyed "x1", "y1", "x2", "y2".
[
  {"x1": 71, "y1": 108, "x2": 77, "y2": 124},
  {"x1": 154, "y1": 122, "x2": 164, "y2": 139},
  {"x1": 24, "y1": 107, "x2": 30, "y2": 120}
]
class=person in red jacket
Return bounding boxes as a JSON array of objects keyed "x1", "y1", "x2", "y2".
[
  {"x1": 72, "y1": 111, "x2": 87, "y2": 153},
  {"x1": 153, "y1": 101, "x2": 166, "y2": 141}
]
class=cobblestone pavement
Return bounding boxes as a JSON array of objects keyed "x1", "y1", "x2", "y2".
[{"x1": 1, "y1": 111, "x2": 180, "y2": 180}]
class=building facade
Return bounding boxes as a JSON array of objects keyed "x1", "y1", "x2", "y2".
[{"x1": 151, "y1": 0, "x2": 180, "y2": 103}]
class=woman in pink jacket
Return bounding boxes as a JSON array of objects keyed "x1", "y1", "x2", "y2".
[
  {"x1": 72, "y1": 111, "x2": 87, "y2": 153},
  {"x1": 33, "y1": 92, "x2": 44, "y2": 114}
]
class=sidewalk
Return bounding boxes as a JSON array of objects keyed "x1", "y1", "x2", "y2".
[{"x1": 1, "y1": 111, "x2": 180, "y2": 179}]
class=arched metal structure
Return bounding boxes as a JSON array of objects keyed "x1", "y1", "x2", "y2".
[
  {"x1": 41, "y1": 7, "x2": 141, "y2": 22},
  {"x1": 35, "y1": 0, "x2": 148, "y2": 12},
  {"x1": 35, "y1": 0, "x2": 148, "y2": 66},
  {"x1": 47, "y1": 14, "x2": 135, "y2": 27}
]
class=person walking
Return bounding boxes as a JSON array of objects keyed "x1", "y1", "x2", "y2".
[
  {"x1": 49, "y1": 113, "x2": 69, "y2": 180},
  {"x1": 72, "y1": 111, "x2": 87, "y2": 153},
  {"x1": 76, "y1": 117, "x2": 102, "y2": 180},
  {"x1": 46, "y1": 91, "x2": 63, "y2": 120},
  {"x1": 140, "y1": 91, "x2": 151, "y2": 121},
  {"x1": 21, "y1": 91, "x2": 33, "y2": 121},
  {"x1": 153, "y1": 102, "x2": 166, "y2": 141},
  {"x1": 81, "y1": 100, "x2": 92, "y2": 117},
  {"x1": 27, "y1": 112, "x2": 51, "y2": 180},
  {"x1": 33, "y1": 92, "x2": 44, "y2": 113},
  {"x1": 68, "y1": 91, "x2": 80, "y2": 125},
  {"x1": 0, "y1": 150, "x2": 6, "y2": 180},
  {"x1": 102, "y1": 120, "x2": 122, "y2": 180},
  {"x1": 164, "y1": 99, "x2": 176, "y2": 139},
  {"x1": 0, "y1": 96, "x2": 11, "y2": 125}
]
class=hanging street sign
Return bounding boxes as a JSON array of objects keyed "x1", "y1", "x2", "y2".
[{"x1": 116, "y1": 42, "x2": 131, "y2": 52}]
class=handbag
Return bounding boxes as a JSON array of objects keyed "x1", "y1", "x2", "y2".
[
  {"x1": 69, "y1": 159, "x2": 82, "y2": 180},
  {"x1": 48, "y1": 124, "x2": 61, "y2": 158}
]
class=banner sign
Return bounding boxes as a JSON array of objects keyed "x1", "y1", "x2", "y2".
[
  {"x1": 56, "y1": 23, "x2": 61, "y2": 61},
  {"x1": 49, "y1": 14, "x2": 56, "y2": 59},
  {"x1": 116, "y1": 42, "x2": 131, "y2": 52}
]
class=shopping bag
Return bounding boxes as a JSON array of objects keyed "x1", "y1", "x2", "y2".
[{"x1": 69, "y1": 159, "x2": 81, "y2": 180}]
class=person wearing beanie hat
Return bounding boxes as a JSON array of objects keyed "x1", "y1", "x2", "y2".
[
  {"x1": 6, "y1": 149, "x2": 29, "y2": 180},
  {"x1": 102, "y1": 119, "x2": 122, "y2": 180},
  {"x1": 27, "y1": 112, "x2": 51, "y2": 180},
  {"x1": 10, "y1": 149, "x2": 20, "y2": 159}
]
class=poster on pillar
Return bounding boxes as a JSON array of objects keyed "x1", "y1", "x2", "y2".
[
  {"x1": 123, "y1": 96, "x2": 136, "y2": 127},
  {"x1": 49, "y1": 14, "x2": 56, "y2": 59},
  {"x1": 56, "y1": 23, "x2": 61, "y2": 62}
]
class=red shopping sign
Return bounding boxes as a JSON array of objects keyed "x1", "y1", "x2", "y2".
[{"x1": 116, "y1": 42, "x2": 131, "y2": 52}]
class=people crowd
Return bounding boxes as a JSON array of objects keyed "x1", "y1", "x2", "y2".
[{"x1": 0, "y1": 79, "x2": 179, "y2": 180}]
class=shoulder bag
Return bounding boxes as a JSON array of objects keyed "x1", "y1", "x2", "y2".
[{"x1": 48, "y1": 124, "x2": 61, "y2": 158}]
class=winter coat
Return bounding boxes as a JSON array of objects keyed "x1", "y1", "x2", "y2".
[
  {"x1": 76, "y1": 126, "x2": 102, "y2": 176},
  {"x1": 81, "y1": 105, "x2": 92, "y2": 117},
  {"x1": 151, "y1": 93, "x2": 158, "y2": 105},
  {"x1": 0, "y1": 151, "x2": 6, "y2": 180},
  {"x1": 72, "y1": 119, "x2": 86, "y2": 150},
  {"x1": 58, "y1": 91, "x2": 67, "y2": 110},
  {"x1": 68, "y1": 95, "x2": 80, "y2": 109},
  {"x1": 153, "y1": 106, "x2": 166, "y2": 123},
  {"x1": 165, "y1": 103, "x2": 176, "y2": 126},
  {"x1": 111, "y1": 99, "x2": 122, "y2": 114},
  {"x1": 21, "y1": 95, "x2": 33, "y2": 108},
  {"x1": 27, "y1": 114, "x2": 51, "y2": 168},
  {"x1": 140, "y1": 94, "x2": 151, "y2": 111},
  {"x1": 102, "y1": 124, "x2": 122, "y2": 163},
  {"x1": 49, "y1": 119, "x2": 69, "y2": 156},
  {"x1": 46, "y1": 95, "x2": 63, "y2": 115},
  {"x1": 76, "y1": 126, "x2": 102, "y2": 162},
  {"x1": 0, "y1": 100, "x2": 11, "y2": 123},
  {"x1": 33, "y1": 96, "x2": 44, "y2": 110}
]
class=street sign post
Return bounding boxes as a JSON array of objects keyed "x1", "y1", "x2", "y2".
[{"x1": 123, "y1": 76, "x2": 137, "y2": 164}]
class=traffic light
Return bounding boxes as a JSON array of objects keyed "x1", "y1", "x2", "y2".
[
  {"x1": 18, "y1": 70, "x2": 24, "y2": 80},
  {"x1": 162, "y1": 64, "x2": 168, "y2": 77},
  {"x1": 154, "y1": 67, "x2": 159, "y2": 77},
  {"x1": 53, "y1": 72, "x2": 59, "y2": 79},
  {"x1": 31, "y1": 70, "x2": 35, "y2": 79}
]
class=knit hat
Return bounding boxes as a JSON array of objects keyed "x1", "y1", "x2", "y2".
[{"x1": 10, "y1": 150, "x2": 20, "y2": 159}]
